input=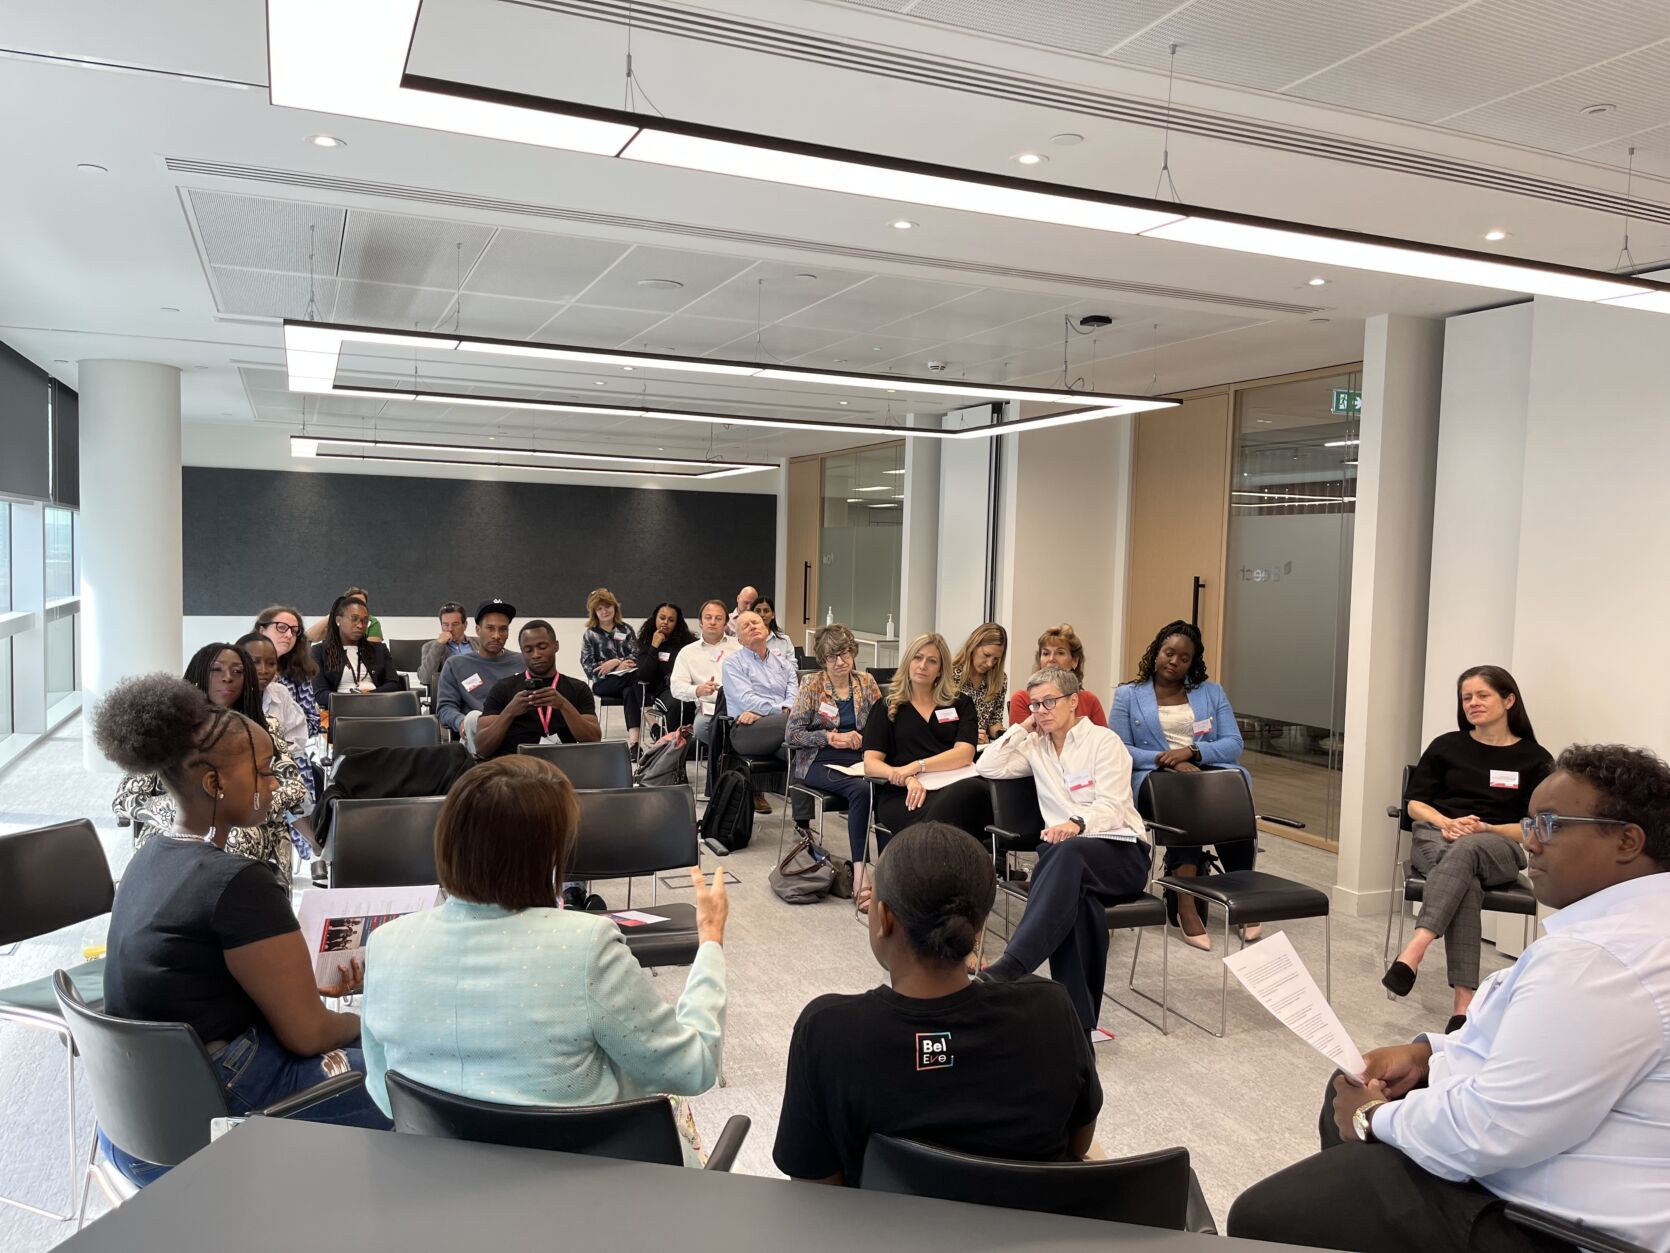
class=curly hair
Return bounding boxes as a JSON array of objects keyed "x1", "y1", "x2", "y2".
[
  {"x1": 1129, "y1": 619, "x2": 1209, "y2": 689},
  {"x1": 254, "y1": 604, "x2": 318, "y2": 680},
  {"x1": 93, "y1": 673, "x2": 251, "y2": 792},
  {"x1": 183, "y1": 642, "x2": 263, "y2": 722},
  {"x1": 585, "y1": 587, "x2": 622, "y2": 631},
  {"x1": 873, "y1": 822, "x2": 996, "y2": 963},
  {"x1": 637, "y1": 602, "x2": 695, "y2": 659},
  {"x1": 1034, "y1": 623, "x2": 1086, "y2": 681},
  {"x1": 1554, "y1": 744, "x2": 1670, "y2": 871},
  {"x1": 813, "y1": 622, "x2": 858, "y2": 665}
]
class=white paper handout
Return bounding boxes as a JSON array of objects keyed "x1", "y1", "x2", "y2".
[
  {"x1": 822, "y1": 762, "x2": 979, "y2": 791},
  {"x1": 609, "y1": 910, "x2": 670, "y2": 927},
  {"x1": 1222, "y1": 931, "x2": 1366, "y2": 1081},
  {"x1": 297, "y1": 885, "x2": 442, "y2": 984}
]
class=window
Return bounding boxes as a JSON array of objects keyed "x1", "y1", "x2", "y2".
[
  {"x1": 43, "y1": 505, "x2": 80, "y2": 710},
  {"x1": 45, "y1": 506, "x2": 75, "y2": 600},
  {"x1": 818, "y1": 444, "x2": 904, "y2": 640}
]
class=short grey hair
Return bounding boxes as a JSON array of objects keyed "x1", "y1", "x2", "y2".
[
  {"x1": 1025, "y1": 666, "x2": 1080, "y2": 696},
  {"x1": 813, "y1": 623, "x2": 858, "y2": 664}
]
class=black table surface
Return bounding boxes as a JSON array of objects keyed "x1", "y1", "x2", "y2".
[{"x1": 59, "y1": 1118, "x2": 1318, "y2": 1252}]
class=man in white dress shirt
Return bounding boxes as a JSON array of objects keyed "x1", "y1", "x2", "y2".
[
  {"x1": 974, "y1": 666, "x2": 1151, "y2": 1032},
  {"x1": 1230, "y1": 743, "x2": 1670, "y2": 1253}
]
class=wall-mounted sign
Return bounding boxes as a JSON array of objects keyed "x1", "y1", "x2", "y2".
[{"x1": 1330, "y1": 388, "x2": 1362, "y2": 416}]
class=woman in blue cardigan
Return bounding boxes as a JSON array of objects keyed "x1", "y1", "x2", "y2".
[{"x1": 1110, "y1": 620, "x2": 1254, "y2": 950}]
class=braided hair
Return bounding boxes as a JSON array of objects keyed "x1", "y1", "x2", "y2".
[
  {"x1": 872, "y1": 822, "x2": 996, "y2": 964},
  {"x1": 1128, "y1": 620, "x2": 1209, "y2": 689},
  {"x1": 93, "y1": 673, "x2": 255, "y2": 799},
  {"x1": 183, "y1": 642, "x2": 264, "y2": 721},
  {"x1": 319, "y1": 595, "x2": 369, "y2": 678}
]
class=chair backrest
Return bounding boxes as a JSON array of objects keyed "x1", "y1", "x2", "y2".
[
  {"x1": 328, "y1": 690, "x2": 421, "y2": 721},
  {"x1": 1396, "y1": 764, "x2": 1416, "y2": 834},
  {"x1": 1141, "y1": 769, "x2": 1257, "y2": 849},
  {"x1": 986, "y1": 776, "x2": 1045, "y2": 842},
  {"x1": 327, "y1": 795, "x2": 445, "y2": 887},
  {"x1": 385, "y1": 1071, "x2": 684, "y2": 1165},
  {"x1": 517, "y1": 740, "x2": 633, "y2": 790},
  {"x1": 569, "y1": 786, "x2": 698, "y2": 880},
  {"x1": 867, "y1": 666, "x2": 896, "y2": 689},
  {"x1": 384, "y1": 638, "x2": 425, "y2": 673},
  {"x1": 52, "y1": 970, "x2": 230, "y2": 1168},
  {"x1": 332, "y1": 716, "x2": 441, "y2": 754},
  {"x1": 0, "y1": 820, "x2": 116, "y2": 945},
  {"x1": 860, "y1": 1135, "x2": 1193, "y2": 1229}
]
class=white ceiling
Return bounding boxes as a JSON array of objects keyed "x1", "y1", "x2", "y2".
[{"x1": 1, "y1": 0, "x2": 1666, "y2": 490}]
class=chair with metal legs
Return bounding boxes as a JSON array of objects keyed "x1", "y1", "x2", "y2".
[
  {"x1": 0, "y1": 820, "x2": 115, "y2": 1220},
  {"x1": 777, "y1": 777, "x2": 851, "y2": 859}
]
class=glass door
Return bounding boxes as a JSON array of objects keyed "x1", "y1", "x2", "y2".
[{"x1": 818, "y1": 444, "x2": 904, "y2": 663}]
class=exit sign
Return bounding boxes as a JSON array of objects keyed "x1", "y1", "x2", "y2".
[{"x1": 1330, "y1": 388, "x2": 1362, "y2": 416}]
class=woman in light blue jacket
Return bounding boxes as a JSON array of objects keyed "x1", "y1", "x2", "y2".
[
  {"x1": 1110, "y1": 620, "x2": 1254, "y2": 950},
  {"x1": 361, "y1": 756, "x2": 728, "y2": 1162}
]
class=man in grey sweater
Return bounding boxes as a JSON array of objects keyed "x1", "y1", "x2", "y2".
[{"x1": 434, "y1": 599, "x2": 523, "y2": 743}]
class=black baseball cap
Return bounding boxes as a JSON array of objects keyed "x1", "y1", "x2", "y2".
[{"x1": 475, "y1": 598, "x2": 516, "y2": 623}]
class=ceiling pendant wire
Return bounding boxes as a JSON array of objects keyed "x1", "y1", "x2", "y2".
[
  {"x1": 453, "y1": 241, "x2": 463, "y2": 334},
  {"x1": 1614, "y1": 146, "x2": 1638, "y2": 273},
  {"x1": 305, "y1": 225, "x2": 320, "y2": 323},
  {"x1": 622, "y1": 0, "x2": 666, "y2": 118},
  {"x1": 1147, "y1": 322, "x2": 1161, "y2": 395},
  {"x1": 1153, "y1": 43, "x2": 1184, "y2": 204}
]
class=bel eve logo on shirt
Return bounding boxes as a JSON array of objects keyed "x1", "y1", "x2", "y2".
[{"x1": 916, "y1": 1031, "x2": 954, "y2": 1071}]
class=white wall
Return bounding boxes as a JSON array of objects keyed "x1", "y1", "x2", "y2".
[{"x1": 933, "y1": 406, "x2": 995, "y2": 649}]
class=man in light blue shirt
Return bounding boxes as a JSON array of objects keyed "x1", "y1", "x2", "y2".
[
  {"x1": 434, "y1": 599, "x2": 522, "y2": 743},
  {"x1": 721, "y1": 611, "x2": 797, "y2": 815},
  {"x1": 1229, "y1": 743, "x2": 1670, "y2": 1253}
]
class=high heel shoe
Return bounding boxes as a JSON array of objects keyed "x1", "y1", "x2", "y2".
[
  {"x1": 1238, "y1": 924, "x2": 1263, "y2": 943},
  {"x1": 1381, "y1": 960, "x2": 1417, "y2": 997},
  {"x1": 1180, "y1": 930, "x2": 1212, "y2": 952}
]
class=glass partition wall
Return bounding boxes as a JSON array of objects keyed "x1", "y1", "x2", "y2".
[{"x1": 818, "y1": 443, "x2": 904, "y2": 656}]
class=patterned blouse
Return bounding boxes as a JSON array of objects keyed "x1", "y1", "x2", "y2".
[
  {"x1": 950, "y1": 662, "x2": 1008, "y2": 736},
  {"x1": 786, "y1": 669, "x2": 883, "y2": 780},
  {"x1": 111, "y1": 714, "x2": 308, "y2": 888},
  {"x1": 580, "y1": 625, "x2": 641, "y2": 680},
  {"x1": 282, "y1": 673, "x2": 323, "y2": 737}
]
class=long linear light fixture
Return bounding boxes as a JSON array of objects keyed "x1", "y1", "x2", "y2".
[
  {"x1": 284, "y1": 322, "x2": 1172, "y2": 438},
  {"x1": 291, "y1": 434, "x2": 774, "y2": 479},
  {"x1": 267, "y1": 0, "x2": 1670, "y2": 315}
]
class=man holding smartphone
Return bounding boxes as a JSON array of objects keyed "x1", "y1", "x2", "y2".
[{"x1": 474, "y1": 620, "x2": 601, "y2": 759}]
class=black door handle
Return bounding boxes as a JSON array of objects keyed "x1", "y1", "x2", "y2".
[
  {"x1": 1191, "y1": 576, "x2": 1205, "y2": 626},
  {"x1": 802, "y1": 561, "x2": 811, "y2": 624}
]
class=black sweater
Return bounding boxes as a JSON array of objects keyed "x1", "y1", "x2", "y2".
[{"x1": 1406, "y1": 731, "x2": 1553, "y2": 826}]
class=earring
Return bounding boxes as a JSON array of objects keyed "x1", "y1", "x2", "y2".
[{"x1": 217, "y1": 792, "x2": 225, "y2": 800}]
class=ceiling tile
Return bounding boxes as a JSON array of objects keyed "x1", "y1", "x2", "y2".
[
  {"x1": 332, "y1": 278, "x2": 460, "y2": 329},
  {"x1": 463, "y1": 229, "x2": 630, "y2": 301},
  {"x1": 906, "y1": 0, "x2": 1139, "y2": 56},
  {"x1": 674, "y1": 262, "x2": 872, "y2": 322},
  {"x1": 211, "y1": 266, "x2": 337, "y2": 320},
  {"x1": 338, "y1": 209, "x2": 494, "y2": 292},
  {"x1": 450, "y1": 293, "x2": 571, "y2": 340},
  {"x1": 188, "y1": 190, "x2": 346, "y2": 274},
  {"x1": 575, "y1": 245, "x2": 755, "y2": 311},
  {"x1": 779, "y1": 275, "x2": 982, "y2": 332},
  {"x1": 531, "y1": 303, "x2": 665, "y2": 346},
  {"x1": 618, "y1": 314, "x2": 763, "y2": 354}
]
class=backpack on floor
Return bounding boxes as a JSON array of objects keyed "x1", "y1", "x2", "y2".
[
  {"x1": 636, "y1": 726, "x2": 691, "y2": 787},
  {"x1": 701, "y1": 757, "x2": 755, "y2": 851}
]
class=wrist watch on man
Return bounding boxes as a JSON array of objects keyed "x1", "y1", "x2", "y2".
[{"x1": 1352, "y1": 1098, "x2": 1388, "y2": 1142}]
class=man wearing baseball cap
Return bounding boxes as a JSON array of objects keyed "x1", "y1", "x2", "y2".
[{"x1": 435, "y1": 598, "x2": 523, "y2": 744}]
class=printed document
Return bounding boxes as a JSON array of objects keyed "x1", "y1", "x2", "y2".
[{"x1": 1223, "y1": 931, "x2": 1366, "y2": 1081}]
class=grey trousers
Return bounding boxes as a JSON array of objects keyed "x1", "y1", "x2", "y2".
[{"x1": 1410, "y1": 824, "x2": 1525, "y2": 989}]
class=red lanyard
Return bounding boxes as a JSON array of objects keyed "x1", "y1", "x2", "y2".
[{"x1": 526, "y1": 670, "x2": 558, "y2": 737}]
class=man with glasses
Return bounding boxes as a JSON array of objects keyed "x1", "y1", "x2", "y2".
[
  {"x1": 1230, "y1": 743, "x2": 1670, "y2": 1253},
  {"x1": 974, "y1": 666, "x2": 1151, "y2": 1033},
  {"x1": 434, "y1": 599, "x2": 523, "y2": 746},
  {"x1": 417, "y1": 601, "x2": 477, "y2": 688}
]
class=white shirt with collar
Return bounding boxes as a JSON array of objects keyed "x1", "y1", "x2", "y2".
[
  {"x1": 1373, "y1": 871, "x2": 1670, "y2": 1252},
  {"x1": 669, "y1": 636, "x2": 740, "y2": 713},
  {"x1": 975, "y1": 716, "x2": 1147, "y2": 842}
]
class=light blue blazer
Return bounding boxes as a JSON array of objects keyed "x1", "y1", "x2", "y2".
[{"x1": 1109, "y1": 680, "x2": 1247, "y2": 798}]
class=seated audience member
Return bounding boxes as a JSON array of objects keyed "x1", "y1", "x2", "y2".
[
  {"x1": 237, "y1": 632, "x2": 308, "y2": 776},
  {"x1": 306, "y1": 585, "x2": 383, "y2": 643},
  {"x1": 1229, "y1": 744, "x2": 1670, "y2": 1253},
  {"x1": 752, "y1": 597, "x2": 796, "y2": 662},
  {"x1": 773, "y1": 822, "x2": 1101, "y2": 1187},
  {"x1": 635, "y1": 601, "x2": 696, "y2": 725},
  {"x1": 950, "y1": 622, "x2": 1009, "y2": 745},
  {"x1": 787, "y1": 624, "x2": 883, "y2": 883},
  {"x1": 113, "y1": 643, "x2": 308, "y2": 886},
  {"x1": 416, "y1": 601, "x2": 476, "y2": 687},
  {"x1": 976, "y1": 666, "x2": 1151, "y2": 1031},
  {"x1": 309, "y1": 594, "x2": 403, "y2": 704},
  {"x1": 1382, "y1": 666, "x2": 1554, "y2": 1017},
  {"x1": 1007, "y1": 624, "x2": 1108, "y2": 728},
  {"x1": 723, "y1": 610, "x2": 799, "y2": 815},
  {"x1": 255, "y1": 604, "x2": 322, "y2": 736},
  {"x1": 474, "y1": 620, "x2": 600, "y2": 759},
  {"x1": 862, "y1": 632, "x2": 991, "y2": 848},
  {"x1": 670, "y1": 599, "x2": 740, "y2": 770},
  {"x1": 92, "y1": 674, "x2": 390, "y2": 1184},
  {"x1": 580, "y1": 587, "x2": 644, "y2": 752},
  {"x1": 1110, "y1": 619, "x2": 1251, "y2": 949},
  {"x1": 725, "y1": 584, "x2": 758, "y2": 637},
  {"x1": 434, "y1": 599, "x2": 523, "y2": 744},
  {"x1": 361, "y1": 756, "x2": 728, "y2": 1164}
]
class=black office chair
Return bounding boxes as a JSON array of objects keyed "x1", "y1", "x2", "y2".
[
  {"x1": 327, "y1": 689, "x2": 421, "y2": 720},
  {"x1": 1144, "y1": 769, "x2": 1331, "y2": 1037},
  {"x1": 324, "y1": 796, "x2": 445, "y2": 888},
  {"x1": 331, "y1": 715, "x2": 442, "y2": 756},
  {"x1": 866, "y1": 666, "x2": 896, "y2": 689},
  {"x1": 385, "y1": 1071, "x2": 750, "y2": 1171},
  {"x1": 386, "y1": 638, "x2": 426, "y2": 674},
  {"x1": 860, "y1": 1136, "x2": 1216, "y2": 1234},
  {"x1": 518, "y1": 741, "x2": 633, "y2": 791},
  {"x1": 982, "y1": 777, "x2": 1171, "y2": 1033},
  {"x1": 1383, "y1": 764, "x2": 1537, "y2": 970},
  {"x1": 712, "y1": 688, "x2": 788, "y2": 797},
  {"x1": 52, "y1": 970, "x2": 365, "y2": 1226},
  {"x1": 1504, "y1": 1206, "x2": 1654, "y2": 1253},
  {"x1": 0, "y1": 821, "x2": 115, "y2": 1220},
  {"x1": 780, "y1": 778, "x2": 851, "y2": 859}
]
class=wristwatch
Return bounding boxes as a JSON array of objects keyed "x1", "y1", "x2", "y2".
[
  {"x1": 1352, "y1": 1098, "x2": 1388, "y2": 1143},
  {"x1": 1069, "y1": 816, "x2": 1086, "y2": 834},
  {"x1": 1189, "y1": 744, "x2": 1203, "y2": 763}
]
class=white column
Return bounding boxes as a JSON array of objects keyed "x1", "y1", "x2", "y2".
[
  {"x1": 79, "y1": 360, "x2": 182, "y2": 769},
  {"x1": 897, "y1": 413, "x2": 941, "y2": 647},
  {"x1": 1334, "y1": 315, "x2": 1444, "y2": 916}
]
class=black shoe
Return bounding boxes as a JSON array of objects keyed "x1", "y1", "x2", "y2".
[
  {"x1": 561, "y1": 884, "x2": 587, "y2": 911},
  {"x1": 582, "y1": 893, "x2": 609, "y2": 913},
  {"x1": 793, "y1": 823, "x2": 814, "y2": 842},
  {"x1": 310, "y1": 859, "x2": 330, "y2": 887},
  {"x1": 1381, "y1": 960, "x2": 1417, "y2": 997},
  {"x1": 1443, "y1": 1013, "x2": 1468, "y2": 1034}
]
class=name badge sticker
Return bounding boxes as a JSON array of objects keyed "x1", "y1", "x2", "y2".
[
  {"x1": 1489, "y1": 769, "x2": 1520, "y2": 789},
  {"x1": 1065, "y1": 770, "x2": 1096, "y2": 799},
  {"x1": 461, "y1": 673, "x2": 484, "y2": 693},
  {"x1": 934, "y1": 707, "x2": 960, "y2": 723},
  {"x1": 613, "y1": 629, "x2": 627, "y2": 641},
  {"x1": 818, "y1": 701, "x2": 839, "y2": 720},
  {"x1": 658, "y1": 651, "x2": 670, "y2": 662},
  {"x1": 1192, "y1": 717, "x2": 1213, "y2": 737}
]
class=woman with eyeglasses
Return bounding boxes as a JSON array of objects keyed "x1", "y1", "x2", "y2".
[
  {"x1": 787, "y1": 623, "x2": 883, "y2": 884},
  {"x1": 254, "y1": 604, "x2": 322, "y2": 736},
  {"x1": 1382, "y1": 665, "x2": 1553, "y2": 1018}
]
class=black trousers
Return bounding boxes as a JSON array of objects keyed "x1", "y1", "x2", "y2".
[
  {"x1": 1226, "y1": 1077, "x2": 1577, "y2": 1253},
  {"x1": 989, "y1": 838, "x2": 1149, "y2": 1030},
  {"x1": 873, "y1": 775, "x2": 992, "y2": 844}
]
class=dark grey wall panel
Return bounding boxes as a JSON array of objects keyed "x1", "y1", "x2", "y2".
[
  {"x1": 0, "y1": 340, "x2": 50, "y2": 501},
  {"x1": 183, "y1": 467, "x2": 776, "y2": 618},
  {"x1": 52, "y1": 384, "x2": 79, "y2": 508}
]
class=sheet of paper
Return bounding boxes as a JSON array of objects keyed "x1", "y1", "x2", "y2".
[
  {"x1": 1222, "y1": 931, "x2": 1366, "y2": 1080},
  {"x1": 825, "y1": 760, "x2": 866, "y2": 777},
  {"x1": 609, "y1": 910, "x2": 670, "y2": 927},
  {"x1": 918, "y1": 763, "x2": 979, "y2": 791},
  {"x1": 297, "y1": 885, "x2": 442, "y2": 984}
]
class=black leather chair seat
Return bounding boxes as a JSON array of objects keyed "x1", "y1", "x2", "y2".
[
  {"x1": 792, "y1": 781, "x2": 850, "y2": 812},
  {"x1": 999, "y1": 883, "x2": 1166, "y2": 930},
  {"x1": 1158, "y1": 870, "x2": 1329, "y2": 925},
  {"x1": 587, "y1": 904, "x2": 698, "y2": 968},
  {"x1": 1403, "y1": 874, "x2": 1536, "y2": 915},
  {"x1": 0, "y1": 959, "x2": 105, "y2": 1020}
]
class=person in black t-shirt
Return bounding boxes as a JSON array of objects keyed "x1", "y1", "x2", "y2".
[
  {"x1": 1383, "y1": 666, "x2": 1554, "y2": 1017},
  {"x1": 774, "y1": 822, "x2": 1101, "y2": 1186},
  {"x1": 474, "y1": 620, "x2": 600, "y2": 759},
  {"x1": 93, "y1": 674, "x2": 390, "y2": 1186}
]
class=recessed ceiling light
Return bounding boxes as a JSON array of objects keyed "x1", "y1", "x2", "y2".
[
  {"x1": 160, "y1": 306, "x2": 180, "y2": 313},
  {"x1": 1309, "y1": 317, "x2": 1331, "y2": 324},
  {"x1": 593, "y1": 380, "x2": 606, "y2": 386},
  {"x1": 881, "y1": 469, "x2": 905, "y2": 475},
  {"x1": 889, "y1": 219, "x2": 917, "y2": 230},
  {"x1": 793, "y1": 272, "x2": 818, "y2": 281},
  {"x1": 1580, "y1": 103, "x2": 1616, "y2": 116},
  {"x1": 1012, "y1": 152, "x2": 1048, "y2": 166},
  {"x1": 846, "y1": 498, "x2": 865, "y2": 504},
  {"x1": 75, "y1": 163, "x2": 107, "y2": 175},
  {"x1": 1308, "y1": 277, "x2": 1327, "y2": 286},
  {"x1": 636, "y1": 278, "x2": 684, "y2": 290},
  {"x1": 621, "y1": 365, "x2": 635, "y2": 371},
  {"x1": 1484, "y1": 229, "x2": 1509, "y2": 242},
  {"x1": 838, "y1": 400, "x2": 848, "y2": 405},
  {"x1": 1050, "y1": 133, "x2": 1084, "y2": 146},
  {"x1": 307, "y1": 133, "x2": 346, "y2": 147},
  {"x1": 854, "y1": 485, "x2": 891, "y2": 492}
]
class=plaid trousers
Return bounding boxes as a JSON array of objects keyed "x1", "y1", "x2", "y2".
[{"x1": 1410, "y1": 824, "x2": 1525, "y2": 988}]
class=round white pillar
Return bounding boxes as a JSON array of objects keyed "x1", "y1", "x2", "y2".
[{"x1": 79, "y1": 360, "x2": 182, "y2": 768}]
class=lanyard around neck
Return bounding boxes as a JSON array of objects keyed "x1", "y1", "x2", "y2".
[{"x1": 525, "y1": 669, "x2": 557, "y2": 737}]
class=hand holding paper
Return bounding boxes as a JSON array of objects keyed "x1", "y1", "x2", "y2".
[{"x1": 1223, "y1": 931, "x2": 1366, "y2": 1081}]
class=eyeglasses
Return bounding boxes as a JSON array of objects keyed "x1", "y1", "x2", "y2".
[
  {"x1": 1026, "y1": 694, "x2": 1072, "y2": 713},
  {"x1": 1520, "y1": 813, "x2": 1631, "y2": 844},
  {"x1": 261, "y1": 621, "x2": 299, "y2": 636}
]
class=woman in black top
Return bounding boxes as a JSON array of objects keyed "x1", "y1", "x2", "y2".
[
  {"x1": 309, "y1": 594, "x2": 402, "y2": 704},
  {"x1": 93, "y1": 674, "x2": 389, "y2": 1185},
  {"x1": 773, "y1": 823, "x2": 1100, "y2": 1186},
  {"x1": 635, "y1": 601, "x2": 696, "y2": 727},
  {"x1": 862, "y1": 632, "x2": 990, "y2": 857},
  {"x1": 1382, "y1": 665, "x2": 1553, "y2": 1016}
]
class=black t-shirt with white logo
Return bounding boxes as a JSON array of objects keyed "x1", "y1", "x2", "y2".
[
  {"x1": 480, "y1": 670, "x2": 597, "y2": 758},
  {"x1": 773, "y1": 976, "x2": 1102, "y2": 1185}
]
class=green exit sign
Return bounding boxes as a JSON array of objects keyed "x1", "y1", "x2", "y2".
[{"x1": 1331, "y1": 388, "x2": 1362, "y2": 416}]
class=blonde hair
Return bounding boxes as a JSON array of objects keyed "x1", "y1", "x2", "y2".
[
  {"x1": 585, "y1": 587, "x2": 622, "y2": 631},
  {"x1": 1035, "y1": 623, "x2": 1086, "y2": 681},
  {"x1": 950, "y1": 622, "x2": 1008, "y2": 704},
  {"x1": 887, "y1": 632, "x2": 958, "y2": 718}
]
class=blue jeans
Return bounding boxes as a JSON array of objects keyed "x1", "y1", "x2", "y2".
[{"x1": 97, "y1": 1022, "x2": 391, "y2": 1186}]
